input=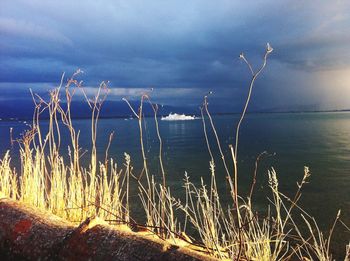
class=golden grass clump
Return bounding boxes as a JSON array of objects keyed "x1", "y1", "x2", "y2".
[
  {"x1": 0, "y1": 151, "x2": 18, "y2": 200},
  {"x1": 0, "y1": 71, "x2": 130, "y2": 224}
]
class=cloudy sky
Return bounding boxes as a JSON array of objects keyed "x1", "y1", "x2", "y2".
[{"x1": 1, "y1": 0, "x2": 350, "y2": 112}]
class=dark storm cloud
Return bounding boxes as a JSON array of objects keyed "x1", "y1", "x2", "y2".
[{"x1": 1, "y1": 0, "x2": 350, "y2": 111}]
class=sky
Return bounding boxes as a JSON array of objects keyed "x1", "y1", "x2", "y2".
[{"x1": 1, "y1": 0, "x2": 350, "y2": 112}]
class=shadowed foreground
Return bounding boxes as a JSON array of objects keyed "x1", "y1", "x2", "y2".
[{"x1": 0, "y1": 198, "x2": 216, "y2": 261}]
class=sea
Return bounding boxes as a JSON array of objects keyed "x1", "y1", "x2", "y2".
[{"x1": 0, "y1": 112, "x2": 349, "y2": 257}]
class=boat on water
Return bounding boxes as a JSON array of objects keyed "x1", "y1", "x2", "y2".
[{"x1": 161, "y1": 113, "x2": 196, "y2": 121}]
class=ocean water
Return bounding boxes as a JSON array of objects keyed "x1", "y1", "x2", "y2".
[{"x1": 0, "y1": 112, "x2": 349, "y2": 255}]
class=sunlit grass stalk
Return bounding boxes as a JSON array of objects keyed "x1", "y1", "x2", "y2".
[
  {"x1": 0, "y1": 151, "x2": 18, "y2": 199},
  {"x1": 234, "y1": 43, "x2": 273, "y2": 158},
  {"x1": 123, "y1": 95, "x2": 154, "y2": 228}
]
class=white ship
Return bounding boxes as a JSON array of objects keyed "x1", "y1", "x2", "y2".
[{"x1": 161, "y1": 113, "x2": 196, "y2": 121}]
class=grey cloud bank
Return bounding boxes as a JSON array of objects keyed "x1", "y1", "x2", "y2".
[{"x1": 1, "y1": 0, "x2": 350, "y2": 112}]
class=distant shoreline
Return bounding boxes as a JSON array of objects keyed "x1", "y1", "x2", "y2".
[
  {"x1": 215, "y1": 108, "x2": 350, "y2": 115},
  {"x1": 0, "y1": 109, "x2": 349, "y2": 122}
]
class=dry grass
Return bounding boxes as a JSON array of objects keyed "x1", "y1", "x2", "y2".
[
  {"x1": 0, "y1": 44, "x2": 348, "y2": 260},
  {"x1": 0, "y1": 71, "x2": 129, "y2": 224}
]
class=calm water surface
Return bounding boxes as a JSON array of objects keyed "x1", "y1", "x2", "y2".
[{"x1": 1, "y1": 112, "x2": 349, "y2": 255}]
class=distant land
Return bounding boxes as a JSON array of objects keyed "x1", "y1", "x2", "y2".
[
  {"x1": 0, "y1": 99, "x2": 349, "y2": 120},
  {"x1": 0, "y1": 100, "x2": 197, "y2": 120}
]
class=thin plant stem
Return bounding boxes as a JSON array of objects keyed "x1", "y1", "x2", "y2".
[{"x1": 235, "y1": 43, "x2": 273, "y2": 158}]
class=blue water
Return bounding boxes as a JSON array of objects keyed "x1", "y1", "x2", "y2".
[{"x1": 1, "y1": 112, "x2": 349, "y2": 255}]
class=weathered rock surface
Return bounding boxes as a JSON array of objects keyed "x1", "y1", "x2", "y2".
[{"x1": 0, "y1": 198, "x2": 216, "y2": 261}]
